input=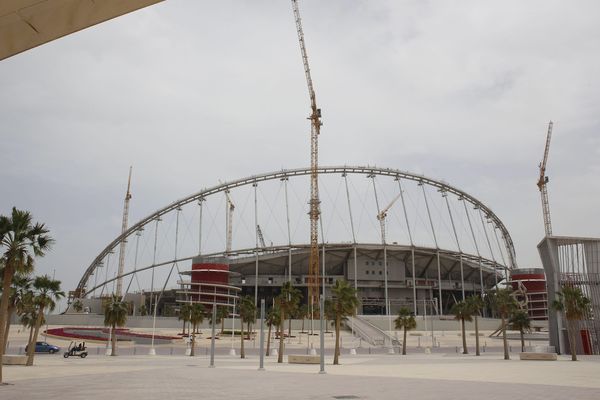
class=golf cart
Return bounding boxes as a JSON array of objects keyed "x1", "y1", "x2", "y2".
[{"x1": 63, "y1": 341, "x2": 88, "y2": 358}]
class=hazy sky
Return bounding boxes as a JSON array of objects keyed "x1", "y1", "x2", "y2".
[{"x1": 1, "y1": 0, "x2": 599, "y2": 301}]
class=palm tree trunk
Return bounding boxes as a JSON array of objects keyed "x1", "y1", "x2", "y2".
[
  {"x1": 28, "y1": 324, "x2": 34, "y2": 347},
  {"x1": 461, "y1": 318, "x2": 468, "y2": 354},
  {"x1": 240, "y1": 319, "x2": 245, "y2": 359},
  {"x1": 288, "y1": 318, "x2": 292, "y2": 338},
  {"x1": 3, "y1": 307, "x2": 13, "y2": 351},
  {"x1": 266, "y1": 323, "x2": 272, "y2": 356},
  {"x1": 26, "y1": 308, "x2": 44, "y2": 366},
  {"x1": 520, "y1": 329, "x2": 525, "y2": 352},
  {"x1": 402, "y1": 327, "x2": 407, "y2": 355},
  {"x1": 111, "y1": 324, "x2": 117, "y2": 356},
  {"x1": 0, "y1": 265, "x2": 15, "y2": 383},
  {"x1": 277, "y1": 310, "x2": 285, "y2": 363},
  {"x1": 474, "y1": 315, "x2": 480, "y2": 356},
  {"x1": 191, "y1": 324, "x2": 196, "y2": 356},
  {"x1": 501, "y1": 316, "x2": 509, "y2": 360},
  {"x1": 334, "y1": 316, "x2": 341, "y2": 365},
  {"x1": 568, "y1": 323, "x2": 578, "y2": 361}
]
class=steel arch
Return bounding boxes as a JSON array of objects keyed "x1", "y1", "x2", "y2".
[{"x1": 77, "y1": 165, "x2": 518, "y2": 295}]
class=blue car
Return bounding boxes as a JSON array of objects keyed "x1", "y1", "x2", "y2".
[{"x1": 25, "y1": 341, "x2": 60, "y2": 354}]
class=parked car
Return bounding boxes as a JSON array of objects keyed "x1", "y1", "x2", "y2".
[{"x1": 25, "y1": 341, "x2": 60, "y2": 354}]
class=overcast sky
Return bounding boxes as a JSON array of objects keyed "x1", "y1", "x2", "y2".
[{"x1": 1, "y1": 0, "x2": 599, "y2": 302}]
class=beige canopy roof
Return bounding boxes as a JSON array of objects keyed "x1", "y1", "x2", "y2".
[{"x1": 0, "y1": 0, "x2": 163, "y2": 61}]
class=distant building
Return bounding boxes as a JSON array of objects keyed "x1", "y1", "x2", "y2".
[{"x1": 538, "y1": 236, "x2": 600, "y2": 355}]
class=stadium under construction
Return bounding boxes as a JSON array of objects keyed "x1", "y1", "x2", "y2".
[{"x1": 72, "y1": 166, "x2": 516, "y2": 317}]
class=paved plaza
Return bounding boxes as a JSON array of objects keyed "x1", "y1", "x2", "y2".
[{"x1": 2, "y1": 351, "x2": 600, "y2": 400}]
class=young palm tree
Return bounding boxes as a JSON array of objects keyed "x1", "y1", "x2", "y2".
[
  {"x1": 103, "y1": 294, "x2": 128, "y2": 356},
  {"x1": 552, "y1": 285, "x2": 591, "y2": 361},
  {"x1": 465, "y1": 295, "x2": 484, "y2": 356},
  {"x1": 72, "y1": 299, "x2": 83, "y2": 313},
  {"x1": 216, "y1": 306, "x2": 230, "y2": 334},
  {"x1": 0, "y1": 208, "x2": 52, "y2": 383},
  {"x1": 488, "y1": 288, "x2": 518, "y2": 360},
  {"x1": 138, "y1": 304, "x2": 148, "y2": 316},
  {"x1": 26, "y1": 276, "x2": 64, "y2": 366},
  {"x1": 324, "y1": 299, "x2": 336, "y2": 333},
  {"x1": 330, "y1": 280, "x2": 359, "y2": 364},
  {"x1": 265, "y1": 305, "x2": 281, "y2": 356},
  {"x1": 188, "y1": 303, "x2": 205, "y2": 356},
  {"x1": 19, "y1": 291, "x2": 37, "y2": 350},
  {"x1": 238, "y1": 296, "x2": 255, "y2": 359},
  {"x1": 178, "y1": 303, "x2": 192, "y2": 336},
  {"x1": 3, "y1": 275, "x2": 31, "y2": 351},
  {"x1": 297, "y1": 304, "x2": 309, "y2": 333},
  {"x1": 509, "y1": 309, "x2": 531, "y2": 352},
  {"x1": 394, "y1": 307, "x2": 417, "y2": 355},
  {"x1": 276, "y1": 282, "x2": 302, "y2": 363},
  {"x1": 451, "y1": 300, "x2": 473, "y2": 354}
]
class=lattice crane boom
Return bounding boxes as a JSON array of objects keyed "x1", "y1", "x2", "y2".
[
  {"x1": 537, "y1": 121, "x2": 553, "y2": 236},
  {"x1": 377, "y1": 193, "x2": 402, "y2": 245},
  {"x1": 291, "y1": 0, "x2": 322, "y2": 304},
  {"x1": 225, "y1": 190, "x2": 235, "y2": 255},
  {"x1": 116, "y1": 166, "x2": 132, "y2": 298}
]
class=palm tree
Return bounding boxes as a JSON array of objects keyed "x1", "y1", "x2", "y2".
[
  {"x1": 509, "y1": 309, "x2": 531, "y2": 352},
  {"x1": 216, "y1": 306, "x2": 230, "y2": 334},
  {"x1": 19, "y1": 291, "x2": 37, "y2": 350},
  {"x1": 238, "y1": 296, "x2": 255, "y2": 359},
  {"x1": 451, "y1": 300, "x2": 473, "y2": 354},
  {"x1": 103, "y1": 294, "x2": 128, "y2": 356},
  {"x1": 330, "y1": 280, "x2": 359, "y2": 364},
  {"x1": 276, "y1": 282, "x2": 301, "y2": 363},
  {"x1": 178, "y1": 303, "x2": 192, "y2": 336},
  {"x1": 297, "y1": 304, "x2": 309, "y2": 333},
  {"x1": 265, "y1": 305, "x2": 281, "y2": 356},
  {"x1": 394, "y1": 307, "x2": 417, "y2": 355},
  {"x1": 3, "y1": 275, "x2": 31, "y2": 351},
  {"x1": 0, "y1": 208, "x2": 52, "y2": 383},
  {"x1": 552, "y1": 285, "x2": 591, "y2": 361},
  {"x1": 72, "y1": 299, "x2": 83, "y2": 313},
  {"x1": 138, "y1": 304, "x2": 148, "y2": 316},
  {"x1": 323, "y1": 299, "x2": 336, "y2": 333},
  {"x1": 188, "y1": 303, "x2": 205, "y2": 356},
  {"x1": 465, "y1": 295, "x2": 484, "y2": 356},
  {"x1": 488, "y1": 288, "x2": 518, "y2": 360},
  {"x1": 26, "y1": 276, "x2": 64, "y2": 366}
]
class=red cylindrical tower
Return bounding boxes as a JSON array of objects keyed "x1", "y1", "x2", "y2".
[{"x1": 510, "y1": 268, "x2": 548, "y2": 320}]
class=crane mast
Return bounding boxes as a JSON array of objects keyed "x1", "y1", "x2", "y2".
[
  {"x1": 225, "y1": 190, "x2": 235, "y2": 255},
  {"x1": 116, "y1": 166, "x2": 133, "y2": 298},
  {"x1": 291, "y1": 0, "x2": 322, "y2": 305},
  {"x1": 377, "y1": 193, "x2": 402, "y2": 245},
  {"x1": 537, "y1": 121, "x2": 553, "y2": 236}
]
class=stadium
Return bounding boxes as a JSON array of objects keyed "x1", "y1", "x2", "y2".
[{"x1": 72, "y1": 165, "x2": 517, "y2": 317}]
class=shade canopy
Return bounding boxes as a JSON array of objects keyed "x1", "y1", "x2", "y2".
[{"x1": 0, "y1": 0, "x2": 163, "y2": 60}]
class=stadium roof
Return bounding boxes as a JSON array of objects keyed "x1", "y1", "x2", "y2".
[{"x1": 0, "y1": 0, "x2": 163, "y2": 61}]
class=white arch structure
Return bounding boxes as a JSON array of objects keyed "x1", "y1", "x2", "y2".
[{"x1": 76, "y1": 166, "x2": 517, "y2": 307}]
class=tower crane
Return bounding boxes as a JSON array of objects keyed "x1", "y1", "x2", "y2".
[
  {"x1": 537, "y1": 121, "x2": 553, "y2": 236},
  {"x1": 116, "y1": 166, "x2": 133, "y2": 298},
  {"x1": 291, "y1": 0, "x2": 322, "y2": 306},
  {"x1": 377, "y1": 193, "x2": 403, "y2": 245},
  {"x1": 225, "y1": 190, "x2": 235, "y2": 256},
  {"x1": 256, "y1": 224, "x2": 267, "y2": 249}
]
